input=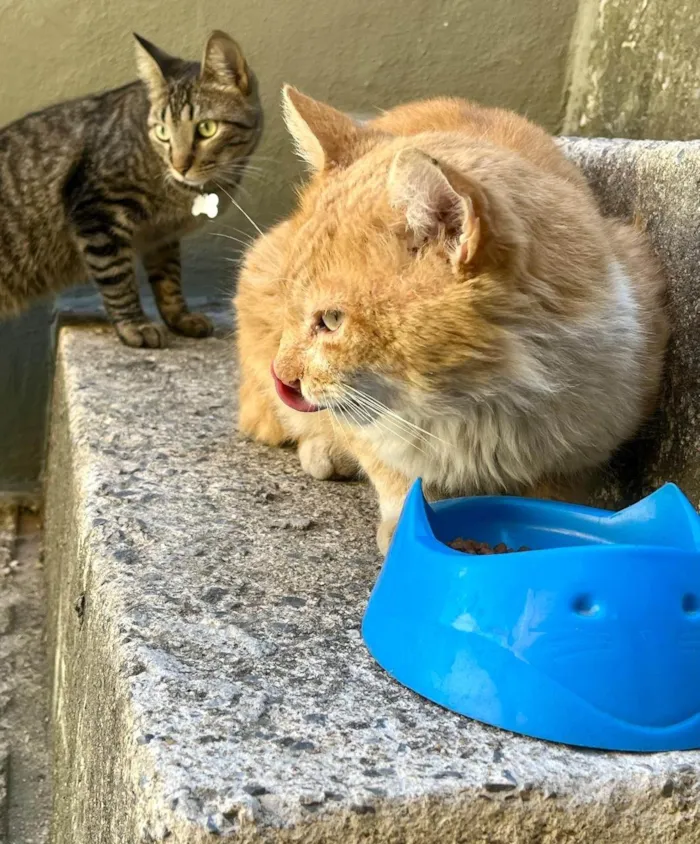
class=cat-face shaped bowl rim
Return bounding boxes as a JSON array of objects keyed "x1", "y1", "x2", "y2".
[{"x1": 362, "y1": 480, "x2": 700, "y2": 751}]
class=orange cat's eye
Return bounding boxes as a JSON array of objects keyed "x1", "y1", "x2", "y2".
[{"x1": 318, "y1": 310, "x2": 344, "y2": 332}]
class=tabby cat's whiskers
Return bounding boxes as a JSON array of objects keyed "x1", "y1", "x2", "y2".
[
  {"x1": 215, "y1": 223, "x2": 258, "y2": 244},
  {"x1": 214, "y1": 181, "x2": 264, "y2": 236},
  {"x1": 210, "y1": 232, "x2": 255, "y2": 249}
]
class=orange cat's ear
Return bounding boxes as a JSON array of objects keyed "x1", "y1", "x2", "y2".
[
  {"x1": 282, "y1": 85, "x2": 364, "y2": 172},
  {"x1": 388, "y1": 149, "x2": 482, "y2": 269}
]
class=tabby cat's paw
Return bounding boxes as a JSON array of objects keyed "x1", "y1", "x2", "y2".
[
  {"x1": 115, "y1": 321, "x2": 169, "y2": 349},
  {"x1": 169, "y1": 312, "x2": 214, "y2": 339},
  {"x1": 298, "y1": 437, "x2": 357, "y2": 481}
]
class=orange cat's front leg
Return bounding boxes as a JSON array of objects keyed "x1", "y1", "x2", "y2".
[
  {"x1": 238, "y1": 364, "x2": 288, "y2": 447},
  {"x1": 297, "y1": 427, "x2": 359, "y2": 480},
  {"x1": 353, "y1": 442, "x2": 412, "y2": 554},
  {"x1": 235, "y1": 223, "x2": 291, "y2": 447}
]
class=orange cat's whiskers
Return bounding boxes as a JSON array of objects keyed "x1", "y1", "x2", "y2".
[
  {"x1": 329, "y1": 406, "x2": 356, "y2": 455},
  {"x1": 372, "y1": 416, "x2": 429, "y2": 456},
  {"x1": 343, "y1": 385, "x2": 449, "y2": 448},
  {"x1": 342, "y1": 396, "x2": 373, "y2": 427},
  {"x1": 344, "y1": 391, "x2": 428, "y2": 446},
  {"x1": 342, "y1": 392, "x2": 431, "y2": 456}
]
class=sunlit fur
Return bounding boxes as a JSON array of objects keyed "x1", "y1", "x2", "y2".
[{"x1": 235, "y1": 92, "x2": 668, "y2": 553}]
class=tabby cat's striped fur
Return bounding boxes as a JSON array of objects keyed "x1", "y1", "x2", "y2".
[{"x1": 0, "y1": 31, "x2": 261, "y2": 347}]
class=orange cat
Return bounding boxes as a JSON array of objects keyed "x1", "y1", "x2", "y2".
[{"x1": 235, "y1": 88, "x2": 668, "y2": 553}]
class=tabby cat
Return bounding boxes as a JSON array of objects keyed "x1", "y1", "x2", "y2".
[
  {"x1": 0, "y1": 31, "x2": 260, "y2": 347},
  {"x1": 235, "y1": 88, "x2": 668, "y2": 554}
]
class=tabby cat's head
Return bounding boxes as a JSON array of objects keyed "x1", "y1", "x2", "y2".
[{"x1": 134, "y1": 31, "x2": 261, "y2": 188}]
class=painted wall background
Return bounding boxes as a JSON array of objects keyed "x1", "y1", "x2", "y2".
[{"x1": 0, "y1": 0, "x2": 581, "y2": 489}]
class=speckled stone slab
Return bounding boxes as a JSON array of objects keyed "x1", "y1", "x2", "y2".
[
  {"x1": 561, "y1": 138, "x2": 700, "y2": 509},
  {"x1": 0, "y1": 745, "x2": 7, "y2": 842},
  {"x1": 45, "y1": 139, "x2": 700, "y2": 844}
]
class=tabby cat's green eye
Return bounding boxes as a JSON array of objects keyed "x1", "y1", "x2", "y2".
[
  {"x1": 197, "y1": 120, "x2": 218, "y2": 139},
  {"x1": 154, "y1": 124, "x2": 170, "y2": 142}
]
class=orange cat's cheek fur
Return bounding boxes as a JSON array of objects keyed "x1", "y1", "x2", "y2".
[
  {"x1": 235, "y1": 92, "x2": 667, "y2": 554},
  {"x1": 234, "y1": 224, "x2": 358, "y2": 479}
]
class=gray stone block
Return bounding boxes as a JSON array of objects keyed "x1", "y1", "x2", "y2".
[
  {"x1": 45, "y1": 139, "x2": 700, "y2": 843},
  {"x1": 0, "y1": 508, "x2": 51, "y2": 844},
  {"x1": 0, "y1": 746, "x2": 7, "y2": 842},
  {"x1": 562, "y1": 138, "x2": 700, "y2": 507}
]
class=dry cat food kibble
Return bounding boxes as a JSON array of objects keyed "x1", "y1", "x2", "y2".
[{"x1": 448, "y1": 538, "x2": 530, "y2": 555}]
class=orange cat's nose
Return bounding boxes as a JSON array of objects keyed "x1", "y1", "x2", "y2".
[
  {"x1": 270, "y1": 362, "x2": 319, "y2": 413},
  {"x1": 271, "y1": 360, "x2": 299, "y2": 390}
]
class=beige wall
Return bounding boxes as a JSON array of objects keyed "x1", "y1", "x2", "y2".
[{"x1": 0, "y1": 0, "x2": 578, "y2": 237}]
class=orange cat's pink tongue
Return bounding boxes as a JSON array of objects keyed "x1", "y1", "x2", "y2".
[{"x1": 271, "y1": 366, "x2": 320, "y2": 413}]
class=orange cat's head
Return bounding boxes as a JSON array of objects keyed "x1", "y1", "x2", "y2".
[{"x1": 271, "y1": 87, "x2": 603, "y2": 421}]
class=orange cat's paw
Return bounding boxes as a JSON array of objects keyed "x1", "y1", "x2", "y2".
[{"x1": 298, "y1": 437, "x2": 357, "y2": 481}]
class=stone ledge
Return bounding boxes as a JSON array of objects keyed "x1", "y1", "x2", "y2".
[
  {"x1": 44, "y1": 137, "x2": 700, "y2": 844},
  {"x1": 562, "y1": 138, "x2": 700, "y2": 507},
  {"x1": 0, "y1": 745, "x2": 7, "y2": 842}
]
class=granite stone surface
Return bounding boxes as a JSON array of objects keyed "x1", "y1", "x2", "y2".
[
  {"x1": 0, "y1": 745, "x2": 7, "y2": 843},
  {"x1": 44, "y1": 138, "x2": 700, "y2": 842},
  {"x1": 562, "y1": 138, "x2": 700, "y2": 508},
  {"x1": 0, "y1": 509, "x2": 50, "y2": 844}
]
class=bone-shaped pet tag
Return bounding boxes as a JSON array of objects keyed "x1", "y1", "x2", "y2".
[{"x1": 192, "y1": 192, "x2": 220, "y2": 219}]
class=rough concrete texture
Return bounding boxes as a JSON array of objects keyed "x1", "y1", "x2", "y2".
[
  {"x1": 0, "y1": 507, "x2": 13, "y2": 844},
  {"x1": 47, "y1": 302, "x2": 700, "y2": 841},
  {"x1": 565, "y1": 0, "x2": 700, "y2": 140},
  {"x1": 561, "y1": 138, "x2": 700, "y2": 508},
  {"x1": 0, "y1": 745, "x2": 7, "y2": 842},
  {"x1": 0, "y1": 506, "x2": 51, "y2": 844}
]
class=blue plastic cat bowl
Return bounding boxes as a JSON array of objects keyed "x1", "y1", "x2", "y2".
[{"x1": 362, "y1": 480, "x2": 700, "y2": 751}]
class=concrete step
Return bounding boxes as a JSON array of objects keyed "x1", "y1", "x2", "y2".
[
  {"x1": 0, "y1": 505, "x2": 50, "y2": 844},
  {"x1": 44, "y1": 138, "x2": 700, "y2": 843}
]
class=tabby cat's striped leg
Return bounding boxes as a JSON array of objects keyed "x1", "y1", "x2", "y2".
[
  {"x1": 143, "y1": 241, "x2": 213, "y2": 338},
  {"x1": 76, "y1": 234, "x2": 168, "y2": 349}
]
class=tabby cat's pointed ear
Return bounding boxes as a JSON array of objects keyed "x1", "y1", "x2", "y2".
[
  {"x1": 282, "y1": 86, "x2": 365, "y2": 173},
  {"x1": 201, "y1": 31, "x2": 250, "y2": 94},
  {"x1": 388, "y1": 149, "x2": 483, "y2": 268},
  {"x1": 134, "y1": 34, "x2": 174, "y2": 95}
]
